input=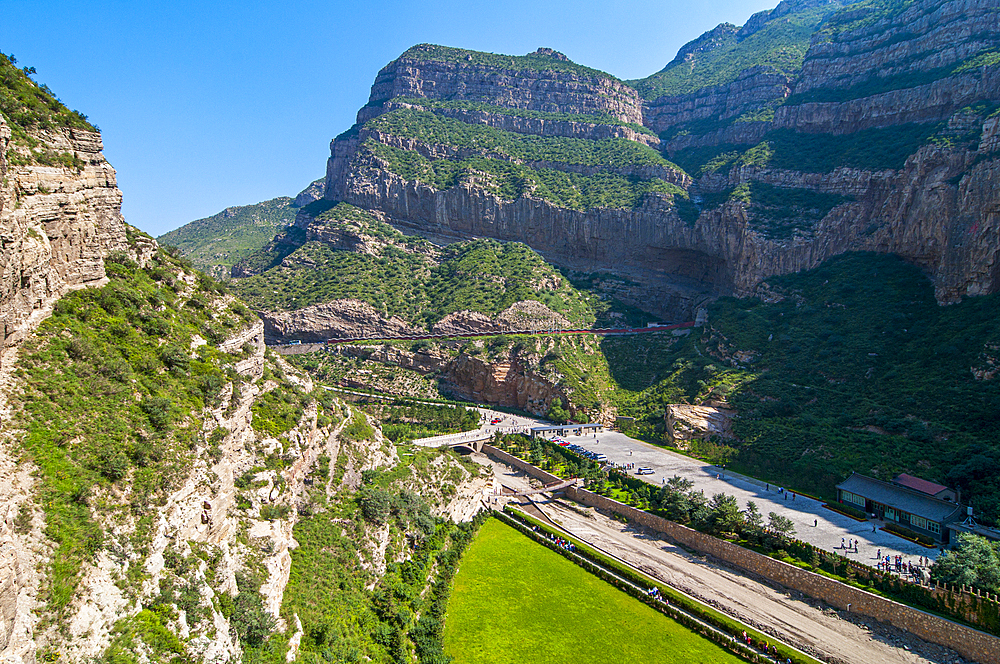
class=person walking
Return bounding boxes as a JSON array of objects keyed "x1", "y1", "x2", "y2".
[{"x1": 814, "y1": 519, "x2": 817, "y2": 527}]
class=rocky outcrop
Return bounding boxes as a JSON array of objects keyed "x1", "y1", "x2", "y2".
[
  {"x1": 260, "y1": 298, "x2": 420, "y2": 342},
  {"x1": 442, "y1": 352, "x2": 568, "y2": 417},
  {"x1": 0, "y1": 118, "x2": 133, "y2": 361},
  {"x1": 293, "y1": 178, "x2": 325, "y2": 207},
  {"x1": 431, "y1": 311, "x2": 500, "y2": 336},
  {"x1": 361, "y1": 45, "x2": 644, "y2": 125}
]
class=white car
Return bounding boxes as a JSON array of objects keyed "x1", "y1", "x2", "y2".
[{"x1": 636, "y1": 467, "x2": 654, "y2": 475}]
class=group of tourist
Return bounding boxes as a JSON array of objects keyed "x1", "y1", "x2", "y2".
[
  {"x1": 740, "y1": 631, "x2": 791, "y2": 663},
  {"x1": 645, "y1": 586, "x2": 668, "y2": 605},
  {"x1": 545, "y1": 531, "x2": 576, "y2": 552}
]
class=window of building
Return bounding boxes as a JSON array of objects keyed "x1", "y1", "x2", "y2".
[
  {"x1": 927, "y1": 521, "x2": 941, "y2": 534},
  {"x1": 842, "y1": 491, "x2": 865, "y2": 507},
  {"x1": 911, "y1": 515, "x2": 927, "y2": 530}
]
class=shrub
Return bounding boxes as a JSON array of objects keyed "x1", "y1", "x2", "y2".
[{"x1": 140, "y1": 397, "x2": 172, "y2": 431}]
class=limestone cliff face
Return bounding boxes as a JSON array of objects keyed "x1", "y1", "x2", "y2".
[
  {"x1": 336, "y1": 343, "x2": 571, "y2": 418},
  {"x1": 0, "y1": 117, "x2": 134, "y2": 357},
  {"x1": 645, "y1": 68, "x2": 792, "y2": 138},
  {"x1": 361, "y1": 46, "x2": 644, "y2": 125},
  {"x1": 317, "y1": 0, "x2": 1000, "y2": 315}
]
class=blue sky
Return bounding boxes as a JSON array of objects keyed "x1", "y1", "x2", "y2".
[{"x1": 2, "y1": 0, "x2": 776, "y2": 237}]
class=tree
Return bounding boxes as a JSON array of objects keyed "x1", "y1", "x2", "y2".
[
  {"x1": 547, "y1": 397, "x2": 569, "y2": 423},
  {"x1": 931, "y1": 533, "x2": 1000, "y2": 593},
  {"x1": 707, "y1": 493, "x2": 743, "y2": 536},
  {"x1": 743, "y1": 500, "x2": 764, "y2": 540},
  {"x1": 768, "y1": 512, "x2": 796, "y2": 541},
  {"x1": 359, "y1": 488, "x2": 392, "y2": 524}
]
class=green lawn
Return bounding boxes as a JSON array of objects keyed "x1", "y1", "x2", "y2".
[{"x1": 442, "y1": 519, "x2": 746, "y2": 664}]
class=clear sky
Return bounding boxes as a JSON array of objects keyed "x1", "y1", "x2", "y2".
[{"x1": 2, "y1": 0, "x2": 776, "y2": 237}]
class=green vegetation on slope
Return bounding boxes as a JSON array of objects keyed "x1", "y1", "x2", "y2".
[
  {"x1": 396, "y1": 44, "x2": 620, "y2": 82},
  {"x1": 442, "y1": 518, "x2": 746, "y2": 664},
  {"x1": 819, "y1": 0, "x2": 918, "y2": 37},
  {"x1": 367, "y1": 108, "x2": 674, "y2": 171},
  {"x1": 14, "y1": 241, "x2": 255, "y2": 615},
  {"x1": 280, "y1": 441, "x2": 487, "y2": 664},
  {"x1": 630, "y1": 2, "x2": 845, "y2": 99},
  {"x1": 359, "y1": 401, "x2": 480, "y2": 443},
  {"x1": 0, "y1": 52, "x2": 94, "y2": 168},
  {"x1": 366, "y1": 141, "x2": 686, "y2": 211},
  {"x1": 704, "y1": 253, "x2": 1000, "y2": 514},
  {"x1": 396, "y1": 97, "x2": 656, "y2": 136},
  {"x1": 157, "y1": 197, "x2": 298, "y2": 278},
  {"x1": 236, "y1": 238, "x2": 433, "y2": 319},
  {"x1": 0, "y1": 52, "x2": 94, "y2": 135},
  {"x1": 232, "y1": 203, "x2": 613, "y2": 327},
  {"x1": 672, "y1": 122, "x2": 944, "y2": 175}
]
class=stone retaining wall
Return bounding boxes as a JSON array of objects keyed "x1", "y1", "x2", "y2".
[
  {"x1": 567, "y1": 486, "x2": 1000, "y2": 664},
  {"x1": 481, "y1": 445, "x2": 562, "y2": 485}
]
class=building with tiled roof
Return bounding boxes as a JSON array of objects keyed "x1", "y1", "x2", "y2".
[{"x1": 836, "y1": 473, "x2": 963, "y2": 544}]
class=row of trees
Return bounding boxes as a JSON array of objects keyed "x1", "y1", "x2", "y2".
[{"x1": 636, "y1": 475, "x2": 796, "y2": 545}]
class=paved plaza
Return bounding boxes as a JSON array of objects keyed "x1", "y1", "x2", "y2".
[
  {"x1": 415, "y1": 408, "x2": 940, "y2": 569},
  {"x1": 562, "y1": 429, "x2": 941, "y2": 567}
]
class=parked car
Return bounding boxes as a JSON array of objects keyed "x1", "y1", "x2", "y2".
[{"x1": 636, "y1": 467, "x2": 654, "y2": 475}]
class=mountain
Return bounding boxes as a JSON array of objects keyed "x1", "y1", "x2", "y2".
[
  {"x1": 157, "y1": 196, "x2": 298, "y2": 279},
  {"x1": 302, "y1": 0, "x2": 1000, "y2": 326}
]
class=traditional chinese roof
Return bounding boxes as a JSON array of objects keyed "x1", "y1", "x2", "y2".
[
  {"x1": 837, "y1": 473, "x2": 963, "y2": 523},
  {"x1": 893, "y1": 473, "x2": 950, "y2": 497}
]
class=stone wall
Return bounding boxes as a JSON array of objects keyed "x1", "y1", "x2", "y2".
[
  {"x1": 481, "y1": 445, "x2": 561, "y2": 485},
  {"x1": 566, "y1": 486, "x2": 1000, "y2": 664}
]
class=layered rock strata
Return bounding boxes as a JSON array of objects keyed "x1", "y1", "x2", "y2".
[
  {"x1": 315, "y1": 0, "x2": 1000, "y2": 316},
  {"x1": 0, "y1": 117, "x2": 133, "y2": 361}
]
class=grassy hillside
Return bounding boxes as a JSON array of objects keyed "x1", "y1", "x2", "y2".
[
  {"x1": 232, "y1": 203, "x2": 638, "y2": 328},
  {"x1": 359, "y1": 105, "x2": 689, "y2": 213},
  {"x1": 0, "y1": 51, "x2": 94, "y2": 167},
  {"x1": 630, "y1": 1, "x2": 846, "y2": 100},
  {"x1": 157, "y1": 196, "x2": 298, "y2": 279}
]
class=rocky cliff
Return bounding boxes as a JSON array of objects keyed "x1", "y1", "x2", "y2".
[
  {"x1": 310, "y1": 0, "x2": 1000, "y2": 318},
  {"x1": 0, "y1": 112, "x2": 137, "y2": 362},
  {"x1": 0, "y1": 60, "x2": 494, "y2": 664}
]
